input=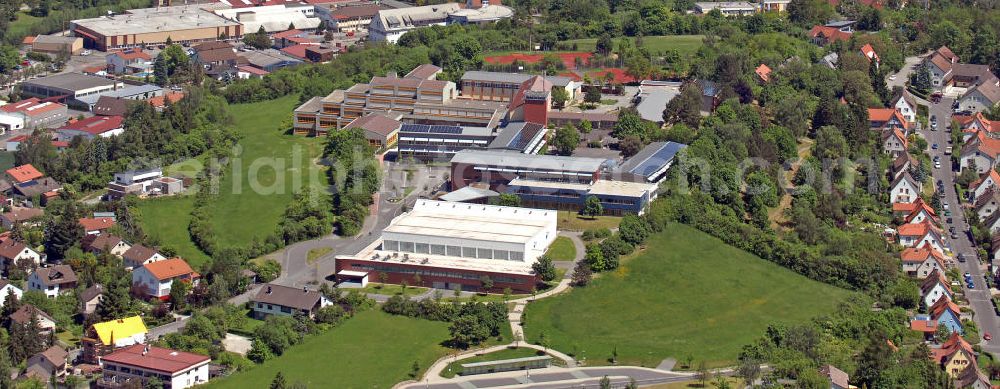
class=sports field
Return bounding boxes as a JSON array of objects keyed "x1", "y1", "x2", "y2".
[
  {"x1": 564, "y1": 35, "x2": 705, "y2": 56},
  {"x1": 524, "y1": 223, "x2": 854, "y2": 368}
]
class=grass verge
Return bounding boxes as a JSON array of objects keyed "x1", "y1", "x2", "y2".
[{"x1": 546, "y1": 236, "x2": 577, "y2": 261}]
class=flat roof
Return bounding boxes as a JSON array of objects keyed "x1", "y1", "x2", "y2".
[
  {"x1": 73, "y1": 5, "x2": 240, "y2": 37},
  {"x1": 636, "y1": 84, "x2": 680, "y2": 123},
  {"x1": 508, "y1": 178, "x2": 656, "y2": 198},
  {"x1": 461, "y1": 71, "x2": 572, "y2": 87},
  {"x1": 399, "y1": 123, "x2": 492, "y2": 138},
  {"x1": 695, "y1": 1, "x2": 757, "y2": 9},
  {"x1": 616, "y1": 141, "x2": 687, "y2": 179},
  {"x1": 383, "y1": 199, "x2": 555, "y2": 245},
  {"x1": 451, "y1": 149, "x2": 610, "y2": 173},
  {"x1": 23, "y1": 73, "x2": 117, "y2": 92},
  {"x1": 78, "y1": 84, "x2": 162, "y2": 105},
  {"x1": 344, "y1": 241, "x2": 536, "y2": 275},
  {"x1": 438, "y1": 186, "x2": 499, "y2": 202}
]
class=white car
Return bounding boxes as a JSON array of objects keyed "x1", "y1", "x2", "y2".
[
  {"x1": 935, "y1": 161, "x2": 941, "y2": 169},
  {"x1": 889, "y1": 74, "x2": 897, "y2": 81},
  {"x1": 80, "y1": 49, "x2": 92, "y2": 56}
]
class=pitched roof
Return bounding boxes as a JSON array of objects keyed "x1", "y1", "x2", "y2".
[
  {"x1": 122, "y1": 244, "x2": 159, "y2": 263},
  {"x1": 930, "y1": 295, "x2": 962, "y2": 320},
  {"x1": 819, "y1": 365, "x2": 850, "y2": 388},
  {"x1": 92, "y1": 96, "x2": 131, "y2": 117},
  {"x1": 0, "y1": 99, "x2": 65, "y2": 117},
  {"x1": 882, "y1": 127, "x2": 907, "y2": 146},
  {"x1": 10, "y1": 304, "x2": 55, "y2": 325},
  {"x1": 236, "y1": 65, "x2": 269, "y2": 76},
  {"x1": 193, "y1": 41, "x2": 233, "y2": 52},
  {"x1": 0, "y1": 239, "x2": 30, "y2": 261},
  {"x1": 82, "y1": 234, "x2": 124, "y2": 252},
  {"x1": 31, "y1": 265, "x2": 77, "y2": 287},
  {"x1": 139, "y1": 258, "x2": 196, "y2": 280},
  {"x1": 101, "y1": 344, "x2": 209, "y2": 374},
  {"x1": 898, "y1": 220, "x2": 938, "y2": 238},
  {"x1": 860, "y1": 43, "x2": 879, "y2": 62},
  {"x1": 252, "y1": 283, "x2": 324, "y2": 311},
  {"x1": 34, "y1": 345, "x2": 67, "y2": 367},
  {"x1": 965, "y1": 130, "x2": 1000, "y2": 159},
  {"x1": 954, "y1": 363, "x2": 990, "y2": 388},
  {"x1": 148, "y1": 91, "x2": 184, "y2": 109},
  {"x1": 59, "y1": 116, "x2": 124, "y2": 136},
  {"x1": 900, "y1": 246, "x2": 945, "y2": 264},
  {"x1": 1, "y1": 207, "x2": 44, "y2": 223},
  {"x1": 80, "y1": 284, "x2": 104, "y2": 303},
  {"x1": 892, "y1": 89, "x2": 917, "y2": 110},
  {"x1": 910, "y1": 318, "x2": 937, "y2": 333},
  {"x1": 968, "y1": 79, "x2": 1000, "y2": 105},
  {"x1": 931, "y1": 332, "x2": 976, "y2": 366},
  {"x1": 344, "y1": 113, "x2": 402, "y2": 137},
  {"x1": 196, "y1": 47, "x2": 237, "y2": 63},
  {"x1": 935, "y1": 46, "x2": 959, "y2": 63},
  {"x1": 970, "y1": 169, "x2": 1000, "y2": 192},
  {"x1": 6, "y1": 164, "x2": 43, "y2": 183},
  {"x1": 90, "y1": 316, "x2": 147, "y2": 346},
  {"x1": 108, "y1": 48, "x2": 151, "y2": 61},
  {"x1": 271, "y1": 29, "x2": 304, "y2": 39},
  {"x1": 12, "y1": 177, "x2": 61, "y2": 198},
  {"x1": 78, "y1": 217, "x2": 115, "y2": 232},
  {"x1": 405, "y1": 64, "x2": 442, "y2": 80},
  {"x1": 921, "y1": 269, "x2": 952, "y2": 296},
  {"x1": 891, "y1": 172, "x2": 918, "y2": 192},
  {"x1": 809, "y1": 25, "x2": 852, "y2": 43},
  {"x1": 755, "y1": 64, "x2": 771, "y2": 83}
]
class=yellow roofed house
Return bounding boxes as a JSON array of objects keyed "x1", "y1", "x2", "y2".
[{"x1": 80, "y1": 316, "x2": 147, "y2": 364}]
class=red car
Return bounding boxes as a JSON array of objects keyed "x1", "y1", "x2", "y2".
[{"x1": 984, "y1": 332, "x2": 992, "y2": 341}]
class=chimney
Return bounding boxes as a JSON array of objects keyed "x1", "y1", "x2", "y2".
[{"x1": 302, "y1": 286, "x2": 307, "y2": 293}]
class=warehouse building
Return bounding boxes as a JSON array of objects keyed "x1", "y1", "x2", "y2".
[
  {"x1": 71, "y1": 5, "x2": 243, "y2": 51},
  {"x1": 335, "y1": 199, "x2": 555, "y2": 292},
  {"x1": 18, "y1": 73, "x2": 124, "y2": 108},
  {"x1": 0, "y1": 99, "x2": 68, "y2": 133},
  {"x1": 450, "y1": 149, "x2": 610, "y2": 190},
  {"x1": 213, "y1": 4, "x2": 321, "y2": 33},
  {"x1": 314, "y1": 4, "x2": 381, "y2": 33},
  {"x1": 28, "y1": 35, "x2": 83, "y2": 55}
]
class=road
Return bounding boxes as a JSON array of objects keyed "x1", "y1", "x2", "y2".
[
  {"x1": 921, "y1": 96, "x2": 1000, "y2": 355},
  {"x1": 398, "y1": 366, "x2": 699, "y2": 389},
  {"x1": 886, "y1": 54, "x2": 924, "y2": 90}
]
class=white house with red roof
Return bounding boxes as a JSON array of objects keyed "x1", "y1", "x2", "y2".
[
  {"x1": 890, "y1": 90, "x2": 917, "y2": 123},
  {"x1": 921, "y1": 269, "x2": 953, "y2": 308},
  {"x1": 131, "y1": 258, "x2": 199, "y2": 300},
  {"x1": 105, "y1": 48, "x2": 153, "y2": 75},
  {"x1": 960, "y1": 130, "x2": 1000, "y2": 173},
  {"x1": 0, "y1": 98, "x2": 68, "y2": 133},
  {"x1": 0, "y1": 239, "x2": 42, "y2": 273},
  {"x1": 900, "y1": 246, "x2": 946, "y2": 278},
  {"x1": 901, "y1": 199, "x2": 937, "y2": 225},
  {"x1": 860, "y1": 43, "x2": 879, "y2": 69},
  {"x1": 54, "y1": 115, "x2": 124, "y2": 141},
  {"x1": 881, "y1": 127, "x2": 907, "y2": 156},
  {"x1": 869, "y1": 108, "x2": 909, "y2": 131},
  {"x1": 99, "y1": 344, "x2": 210, "y2": 389},
  {"x1": 969, "y1": 169, "x2": 1000, "y2": 201},
  {"x1": 898, "y1": 220, "x2": 944, "y2": 253},
  {"x1": 78, "y1": 217, "x2": 115, "y2": 235}
]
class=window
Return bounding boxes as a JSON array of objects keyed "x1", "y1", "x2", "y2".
[{"x1": 281, "y1": 306, "x2": 292, "y2": 313}]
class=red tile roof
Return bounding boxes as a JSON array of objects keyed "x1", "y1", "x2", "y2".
[
  {"x1": 809, "y1": 25, "x2": 852, "y2": 43},
  {"x1": 860, "y1": 43, "x2": 879, "y2": 62},
  {"x1": 148, "y1": 92, "x2": 185, "y2": 109},
  {"x1": 929, "y1": 295, "x2": 961, "y2": 320},
  {"x1": 57, "y1": 115, "x2": 123, "y2": 136},
  {"x1": 1, "y1": 98, "x2": 65, "y2": 117},
  {"x1": 280, "y1": 44, "x2": 320, "y2": 60},
  {"x1": 78, "y1": 217, "x2": 115, "y2": 232},
  {"x1": 910, "y1": 319, "x2": 937, "y2": 333},
  {"x1": 101, "y1": 344, "x2": 209, "y2": 374},
  {"x1": 22, "y1": 36, "x2": 35, "y2": 45},
  {"x1": 141, "y1": 258, "x2": 197, "y2": 281},
  {"x1": 237, "y1": 65, "x2": 270, "y2": 76},
  {"x1": 898, "y1": 220, "x2": 937, "y2": 237},
  {"x1": 900, "y1": 246, "x2": 944, "y2": 263},
  {"x1": 755, "y1": 64, "x2": 771, "y2": 83},
  {"x1": 109, "y1": 48, "x2": 151, "y2": 61},
  {"x1": 271, "y1": 29, "x2": 304, "y2": 39},
  {"x1": 6, "y1": 164, "x2": 43, "y2": 183},
  {"x1": 931, "y1": 333, "x2": 976, "y2": 366}
]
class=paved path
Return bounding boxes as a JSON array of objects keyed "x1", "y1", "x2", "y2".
[{"x1": 397, "y1": 366, "x2": 698, "y2": 389}]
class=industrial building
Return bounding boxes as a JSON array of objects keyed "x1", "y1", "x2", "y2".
[
  {"x1": 18, "y1": 73, "x2": 124, "y2": 108},
  {"x1": 27, "y1": 35, "x2": 83, "y2": 55},
  {"x1": 78, "y1": 84, "x2": 163, "y2": 111},
  {"x1": 71, "y1": 5, "x2": 243, "y2": 51},
  {"x1": 460, "y1": 71, "x2": 582, "y2": 104},
  {"x1": 213, "y1": 4, "x2": 321, "y2": 33},
  {"x1": 368, "y1": 3, "x2": 460, "y2": 44},
  {"x1": 450, "y1": 149, "x2": 610, "y2": 190},
  {"x1": 314, "y1": 3, "x2": 381, "y2": 32},
  {"x1": 335, "y1": 199, "x2": 555, "y2": 292},
  {"x1": 614, "y1": 142, "x2": 687, "y2": 184},
  {"x1": 0, "y1": 99, "x2": 68, "y2": 133}
]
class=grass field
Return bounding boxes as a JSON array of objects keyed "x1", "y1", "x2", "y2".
[
  {"x1": 0, "y1": 151, "x2": 14, "y2": 172},
  {"x1": 546, "y1": 236, "x2": 576, "y2": 261},
  {"x1": 207, "y1": 310, "x2": 451, "y2": 389},
  {"x1": 208, "y1": 95, "x2": 326, "y2": 248},
  {"x1": 564, "y1": 35, "x2": 705, "y2": 56},
  {"x1": 523, "y1": 223, "x2": 854, "y2": 368},
  {"x1": 135, "y1": 196, "x2": 211, "y2": 268},
  {"x1": 441, "y1": 347, "x2": 544, "y2": 378},
  {"x1": 556, "y1": 211, "x2": 621, "y2": 231}
]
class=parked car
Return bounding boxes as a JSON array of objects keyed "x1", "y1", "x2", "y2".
[
  {"x1": 932, "y1": 143, "x2": 939, "y2": 150},
  {"x1": 967, "y1": 282, "x2": 975, "y2": 289},
  {"x1": 965, "y1": 272, "x2": 972, "y2": 279},
  {"x1": 935, "y1": 161, "x2": 941, "y2": 169},
  {"x1": 959, "y1": 254, "x2": 966, "y2": 262},
  {"x1": 946, "y1": 217, "x2": 953, "y2": 224},
  {"x1": 945, "y1": 146, "x2": 953, "y2": 155},
  {"x1": 952, "y1": 230, "x2": 959, "y2": 239}
]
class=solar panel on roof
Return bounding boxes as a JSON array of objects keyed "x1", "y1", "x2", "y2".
[{"x1": 628, "y1": 142, "x2": 685, "y2": 177}]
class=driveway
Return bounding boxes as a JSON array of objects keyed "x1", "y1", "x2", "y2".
[
  {"x1": 921, "y1": 97, "x2": 1000, "y2": 354},
  {"x1": 886, "y1": 55, "x2": 924, "y2": 90}
]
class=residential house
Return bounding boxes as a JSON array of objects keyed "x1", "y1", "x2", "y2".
[
  {"x1": 79, "y1": 217, "x2": 116, "y2": 235},
  {"x1": 0, "y1": 280, "x2": 23, "y2": 307},
  {"x1": 953, "y1": 365, "x2": 991, "y2": 389},
  {"x1": 975, "y1": 188, "x2": 1000, "y2": 221},
  {"x1": 24, "y1": 345, "x2": 67, "y2": 380},
  {"x1": 250, "y1": 283, "x2": 332, "y2": 320},
  {"x1": 106, "y1": 167, "x2": 164, "y2": 200},
  {"x1": 924, "y1": 46, "x2": 959, "y2": 89},
  {"x1": 820, "y1": 365, "x2": 856, "y2": 389},
  {"x1": 10, "y1": 304, "x2": 57, "y2": 334},
  {"x1": 27, "y1": 265, "x2": 78, "y2": 298},
  {"x1": 236, "y1": 65, "x2": 269, "y2": 79},
  {"x1": 869, "y1": 108, "x2": 908, "y2": 131},
  {"x1": 193, "y1": 42, "x2": 238, "y2": 78},
  {"x1": 900, "y1": 246, "x2": 946, "y2": 278},
  {"x1": 6, "y1": 164, "x2": 43, "y2": 184},
  {"x1": 992, "y1": 234, "x2": 1000, "y2": 263},
  {"x1": 921, "y1": 269, "x2": 953, "y2": 309},
  {"x1": 983, "y1": 209, "x2": 1000, "y2": 233},
  {"x1": 131, "y1": 258, "x2": 199, "y2": 300},
  {"x1": 931, "y1": 333, "x2": 976, "y2": 378},
  {"x1": 929, "y1": 296, "x2": 964, "y2": 335},
  {"x1": 54, "y1": 115, "x2": 125, "y2": 141},
  {"x1": 961, "y1": 131, "x2": 1000, "y2": 173},
  {"x1": 98, "y1": 344, "x2": 210, "y2": 389},
  {"x1": 0, "y1": 207, "x2": 43, "y2": 229},
  {"x1": 890, "y1": 89, "x2": 918, "y2": 124},
  {"x1": 82, "y1": 234, "x2": 131, "y2": 257},
  {"x1": 0, "y1": 239, "x2": 42, "y2": 273},
  {"x1": 898, "y1": 221, "x2": 944, "y2": 253},
  {"x1": 92, "y1": 96, "x2": 132, "y2": 117},
  {"x1": 11, "y1": 177, "x2": 62, "y2": 202},
  {"x1": 809, "y1": 25, "x2": 852, "y2": 45},
  {"x1": 882, "y1": 128, "x2": 907, "y2": 156},
  {"x1": 122, "y1": 244, "x2": 165, "y2": 269},
  {"x1": 81, "y1": 316, "x2": 147, "y2": 364},
  {"x1": 969, "y1": 169, "x2": 1000, "y2": 201},
  {"x1": 910, "y1": 315, "x2": 938, "y2": 340},
  {"x1": 105, "y1": 48, "x2": 152, "y2": 74},
  {"x1": 860, "y1": 43, "x2": 879, "y2": 69},
  {"x1": 891, "y1": 153, "x2": 913, "y2": 181},
  {"x1": 79, "y1": 284, "x2": 104, "y2": 316},
  {"x1": 957, "y1": 77, "x2": 1000, "y2": 114},
  {"x1": 890, "y1": 172, "x2": 920, "y2": 203},
  {"x1": 899, "y1": 198, "x2": 937, "y2": 224}
]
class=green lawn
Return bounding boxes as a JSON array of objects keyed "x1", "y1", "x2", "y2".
[
  {"x1": 546, "y1": 236, "x2": 576, "y2": 261},
  {"x1": 441, "y1": 347, "x2": 545, "y2": 378},
  {"x1": 135, "y1": 196, "x2": 211, "y2": 268},
  {"x1": 556, "y1": 211, "x2": 621, "y2": 231},
  {"x1": 354, "y1": 283, "x2": 430, "y2": 297},
  {"x1": 0, "y1": 151, "x2": 14, "y2": 172},
  {"x1": 524, "y1": 223, "x2": 855, "y2": 368},
  {"x1": 306, "y1": 247, "x2": 332, "y2": 265},
  {"x1": 564, "y1": 35, "x2": 705, "y2": 56},
  {"x1": 207, "y1": 310, "x2": 452, "y2": 388},
  {"x1": 209, "y1": 95, "x2": 326, "y2": 248}
]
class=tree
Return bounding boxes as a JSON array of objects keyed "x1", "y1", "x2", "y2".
[
  {"x1": 736, "y1": 358, "x2": 761, "y2": 385},
  {"x1": 146, "y1": 377, "x2": 164, "y2": 389},
  {"x1": 0, "y1": 342, "x2": 11, "y2": 389},
  {"x1": 581, "y1": 196, "x2": 603, "y2": 218},
  {"x1": 552, "y1": 125, "x2": 581, "y2": 155},
  {"x1": 585, "y1": 244, "x2": 606, "y2": 272},
  {"x1": 450, "y1": 315, "x2": 489, "y2": 348},
  {"x1": 909, "y1": 64, "x2": 932, "y2": 95},
  {"x1": 551, "y1": 87, "x2": 569, "y2": 109},
  {"x1": 571, "y1": 260, "x2": 592, "y2": 286},
  {"x1": 787, "y1": 0, "x2": 833, "y2": 27},
  {"x1": 479, "y1": 275, "x2": 494, "y2": 293},
  {"x1": 532, "y1": 255, "x2": 557, "y2": 281},
  {"x1": 494, "y1": 193, "x2": 521, "y2": 207},
  {"x1": 596, "y1": 34, "x2": 614, "y2": 56},
  {"x1": 625, "y1": 55, "x2": 652, "y2": 81},
  {"x1": 664, "y1": 83, "x2": 703, "y2": 128},
  {"x1": 248, "y1": 337, "x2": 275, "y2": 363},
  {"x1": 45, "y1": 202, "x2": 84, "y2": 261},
  {"x1": 271, "y1": 372, "x2": 287, "y2": 389},
  {"x1": 619, "y1": 136, "x2": 643, "y2": 158},
  {"x1": 0, "y1": 45, "x2": 20, "y2": 74},
  {"x1": 599, "y1": 376, "x2": 611, "y2": 389},
  {"x1": 244, "y1": 26, "x2": 273, "y2": 50},
  {"x1": 697, "y1": 361, "x2": 710, "y2": 387},
  {"x1": 613, "y1": 108, "x2": 646, "y2": 141},
  {"x1": 96, "y1": 275, "x2": 134, "y2": 320},
  {"x1": 169, "y1": 279, "x2": 191, "y2": 311},
  {"x1": 584, "y1": 86, "x2": 602, "y2": 104}
]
